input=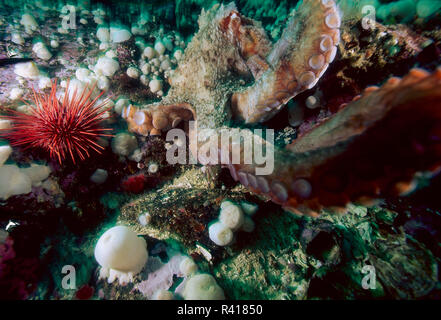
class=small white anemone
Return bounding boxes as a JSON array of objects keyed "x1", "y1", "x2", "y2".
[
  {"x1": 219, "y1": 200, "x2": 244, "y2": 231},
  {"x1": 95, "y1": 57, "x2": 120, "y2": 77},
  {"x1": 241, "y1": 216, "x2": 255, "y2": 233},
  {"x1": 32, "y1": 42, "x2": 52, "y2": 61},
  {"x1": 111, "y1": 132, "x2": 138, "y2": 157},
  {"x1": 14, "y1": 62, "x2": 40, "y2": 79},
  {"x1": 148, "y1": 162, "x2": 159, "y2": 174},
  {"x1": 0, "y1": 145, "x2": 12, "y2": 167},
  {"x1": 90, "y1": 169, "x2": 108, "y2": 184},
  {"x1": 182, "y1": 274, "x2": 225, "y2": 300},
  {"x1": 149, "y1": 79, "x2": 162, "y2": 93},
  {"x1": 110, "y1": 27, "x2": 132, "y2": 43},
  {"x1": 126, "y1": 67, "x2": 140, "y2": 79},
  {"x1": 179, "y1": 257, "x2": 198, "y2": 276},
  {"x1": 208, "y1": 221, "x2": 233, "y2": 246}
]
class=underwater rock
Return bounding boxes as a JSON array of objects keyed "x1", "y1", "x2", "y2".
[
  {"x1": 370, "y1": 236, "x2": 438, "y2": 299},
  {"x1": 0, "y1": 230, "x2": 39, "y2": 299},
  {"x1": 300, "y1": 220, "x2": 343, "y2": 267}
]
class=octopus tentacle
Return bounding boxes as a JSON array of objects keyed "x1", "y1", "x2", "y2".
[
  {"x1": 229, "y1": 68, "x2": 441, "y2": 216},
  {"x1": 123, "y1": 103, "x2": 195, "y2": 136},
  {"x1": 231, "y1": 0, "x2": 341, "y2": 123},
  {"x1": 219, "y1": 9, "x2": 272, "y2": 79}
]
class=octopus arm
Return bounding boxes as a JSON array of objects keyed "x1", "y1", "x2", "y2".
[
  {"x1": 229, "y1": 68, "x2": 441, "y2": 216},
  {"x1": 231, "y1": 0, "x2": 341, "y2": 123},
  {"x1": 219, "y1": 8, "x2": 272, "y2": 79},
  {"x1": 122, "y1": 103, "x2": 195, "y2": 136}
]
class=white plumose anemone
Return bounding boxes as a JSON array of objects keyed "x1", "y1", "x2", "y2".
[
  {"x1": 94, "y1": 226, "x2": 148, "y2": 285},
  {"x1": 179, "y1": 257, "x2": 198, "y2": 276},
  {"x1": 208, "y1": 221, "x2": 233, "y2": 246},
  {"x1": 219, "y1": 200, "x2": 244, "y2": 231}
]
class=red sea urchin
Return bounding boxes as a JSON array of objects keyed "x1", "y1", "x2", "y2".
[{"x1": 0, "y1": 80, "x2": 113, "y2": 164}]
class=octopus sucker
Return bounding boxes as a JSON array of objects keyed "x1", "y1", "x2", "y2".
[
  {"x1": 363, "y1": 86, "x2": 380, "y2": 94},
  {"x1": 233, "y1": 68, "x2": 441, "y2": 215},
  {"x1": 299, "y1": 71, "x2": 317, "y2": 88},
  {"x1": 247, "y1": 173, "x2": 259, "y2": 189},
  {"x1": 309, "y1": 54, "x2": 326, "y2": 70},
  {"x1": 271, "y1": 181, "x2": 289, "y2": 202},
  {"x1": 320, "y1": 34, "x2": 334, "y2": 52},
  {"x1": 231, "y1": 0, "x2": 341, "y2": 124},
  {"x1": 324, "y1": 11, "x2": 341, "y2": 29},
  {"x1": 321, "y1": 0, "x2": 336, "y2": 8},
  {"x1": 257, "y1": 176, "x2": 270, "y2": 193},
  {"x1": 238, "y1": 171, "x2": 249, "y2": 187},
  {"x1": 291, "y1": 178, "x2": 313, "y2": 199},
  {"x1": 228, "y1": 164, "x2": 239, "y2": 181}
]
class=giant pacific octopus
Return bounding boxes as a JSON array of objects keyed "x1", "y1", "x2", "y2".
[{"x1": 123, "y1": 0, "x2": 441, "y2": 216}]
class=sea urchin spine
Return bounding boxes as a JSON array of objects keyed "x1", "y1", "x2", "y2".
[{"x1": 0, "y1": 80, "x2": 113, "y2": 164}]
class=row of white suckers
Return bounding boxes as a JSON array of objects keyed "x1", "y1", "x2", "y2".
[
  {"x1": 205, "y1": 0, "x2": 343, "y2": 213},
  {"x1": 254, "y1": 1, "x2": 340, "y2": 204},
  {"x1": 228, "y1": 164, "x2": 313, "y2": 207}
]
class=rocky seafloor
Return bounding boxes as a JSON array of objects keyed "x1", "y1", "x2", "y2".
[{"x1": 0, "y1": 0, "x2": 441, "y2": 300}]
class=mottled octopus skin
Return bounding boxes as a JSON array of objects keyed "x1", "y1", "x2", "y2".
[
  {"x1": 124, "y1": 1, "x2": 441, "y2": 216},
  {"x1": 124, "y1": 0, "x2": 339, "y2": 134},
  {"x1": 230, "y1": 68, "x2": 441, "y2": 216},
  {"x1": 231, "y1": 0, "x2": 341, "y2": 123},
  {"x1": 122, "y1": 103, "x2": 195, "y2": 136},
  {"x1": 219, "y1": 9, "x2": 272, "y2": 79},
  {"x1": 123, "y1": 0, "x2": 340, "y2": 136}
]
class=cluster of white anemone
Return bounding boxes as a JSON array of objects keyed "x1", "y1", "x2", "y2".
[
  {"x1": 94, "y1": 225, "x2": 225, "y2": 300},
  {"x1": 0, "y1": 145, "x2": 53, "y2": 200},
  {"x1": 208, "y1": 200, "x2": 258, "y2": 246}
]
